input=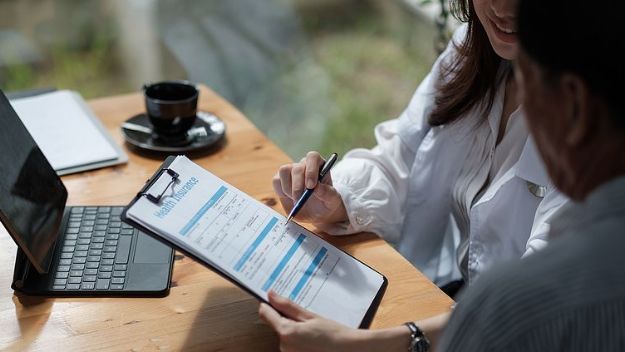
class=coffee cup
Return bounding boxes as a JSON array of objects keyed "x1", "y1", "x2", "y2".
[{"x1": 143, "y1": 80, "x2": 198, "y2": 137}]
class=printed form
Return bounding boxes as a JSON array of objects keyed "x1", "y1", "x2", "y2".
[{"x1": 126, "y1": 156, "x2": 385, "y2": 327}]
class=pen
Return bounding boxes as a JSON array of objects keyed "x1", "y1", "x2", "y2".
[{"x1": 286, "y1": 152, "x2": 338, "y2": 223}]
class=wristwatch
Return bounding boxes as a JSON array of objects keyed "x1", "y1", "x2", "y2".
[{"x1": 404, "y1": 322, "x2": 430, "y2": 352}]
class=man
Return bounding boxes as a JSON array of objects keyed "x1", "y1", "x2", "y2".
[
  {"x1": 438, "y1": 0, "x2": 625, "y2": 350},
  {"x1": 259, "y1": 0, "x2": 625, "y2": 350}
]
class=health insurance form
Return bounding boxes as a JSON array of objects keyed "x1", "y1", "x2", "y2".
[{"x1": 125, "y1": 156, "x2": 386, "y2": 328}]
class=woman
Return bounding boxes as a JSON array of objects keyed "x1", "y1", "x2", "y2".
[
  {"x1": 272, "y1": 0, "x2": 566, "y2": 293},
  {"x1": 263, "y1": 0, "x2": 568, "y2": 349}
]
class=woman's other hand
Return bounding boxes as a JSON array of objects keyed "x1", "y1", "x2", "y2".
[{"x1": 259, "y1": 291, "x2": 413, "y2": 352}]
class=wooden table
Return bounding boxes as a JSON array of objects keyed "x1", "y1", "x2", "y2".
[{"x1": 0, "y1": 86, "x2": 453, "y2": 351}]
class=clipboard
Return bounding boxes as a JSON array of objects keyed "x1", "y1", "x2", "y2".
[{"x1": 121, "y1": 155, "x2": 387, "y2": 328}]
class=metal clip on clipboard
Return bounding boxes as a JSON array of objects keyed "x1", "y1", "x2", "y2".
[{"x1": 138, "y1": 168, "x2": 179, "y2": 204}]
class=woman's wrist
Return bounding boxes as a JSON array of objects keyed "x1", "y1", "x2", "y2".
[{"x1": 350, "y1": 326, "x2": 411, "y2": 352}]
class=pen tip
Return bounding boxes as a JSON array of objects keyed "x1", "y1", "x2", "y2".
[{"x1": 286, "y1": 216, "x2": 292, "y2": 223}]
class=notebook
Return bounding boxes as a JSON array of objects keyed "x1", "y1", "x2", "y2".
[
  {"x1": 122, "y1": 155, "x2": 388, "y2": 328},
  {"x1": 9, "y1": 90, "x2": 128, "y2": 175}
]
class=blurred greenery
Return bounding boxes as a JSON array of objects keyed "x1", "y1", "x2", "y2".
[
  {"x1": 292, "y1": 1, "x2": 433, "y2": 157},
  {"x1": 2, "y1": 32, "x2": 132, "y2": 99},
  {"x1": 1, "y1": 0, "x2": 435, "y2": 159}
]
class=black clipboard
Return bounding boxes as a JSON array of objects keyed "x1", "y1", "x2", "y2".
[{"x1": 121, "y1": 155, "x2": 387, "y2": 328}]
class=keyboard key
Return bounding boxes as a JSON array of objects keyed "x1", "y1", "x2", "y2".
[
  {"x1": 72, "y1": 257, "x2": 86, "y2": 264},
  {"x1": 57, "y1": 265, "x2": 70, "y2": 272},
  {"x1": 103, "y1": 246, "x2": 117, "y2": 253},
  {"x1": 121, "y1": 229, "x2": 134, "y2": 235},
  {"x1": 110, "y1": 284, "x2": 124, "y2": 290},
  {"x1": 113, "y1": 271, "x2": 126, "y2": 277},
  {"x1": 111, "y1": 277, "x2": 125, "y2": 284},
  {"x1": 76, "y1": 245, "x2": 89, "y2": 251},
  {"x1": 100, "y1": 265, "x2": 113, "y2": 272},
  {"x1": 111, "y1": 208, "x2": 123, "y2": 215},
  {"x1": 84, "y1": 269, "x2": 98, "y2": 275},
  {"x1": 54, "y1": 278, "x2": 67, "y2": 285},
  {"x1": 105, "y1": 240, "x2": 118, "y2": 246},
  {"x1": 95, "y1": 219, "x2": 108, "y2": 225},
  {"x1": 121, "y1": 223, "x2": 133, "y2": 229},
  {"x1": 105, "y1": 234, "x2": 119, "y2": 240},
  {"x1": 65, "y1": 234, "x2": 78, "y2": 240},
  {"x1": 115, "y1": 236, "x2": 132, "y2": 264},
  {"x1": 68, "y1": 277, "x2": 82, "y2": 284},
  {"x1": 88, "y1": 249, "x2": 102, "y2": 256},
  {"x1": 66, "y1": 228, "x2": 79, "y2": 234},
  {"x1": 107, "y1": 228, "x2": 121, "y2": 234},
  {"x1": 90, "y1": 243, "x2": 104, "y2": 249},
  {"x1": 84, "y1": 214, "x2": 97, "y2": 221},
  {"x1": 83, "y1": 275, "x2": 97, "y2": 282},
  {"x1": 95, "y1": 225, "x2": 107, "y2": 231},
  {"x1": 85, "y1": 206, "x2": 97, "y2": 212},
  {"x1": 67, "y1": 222, "x2": 81, "y2": 228},
  {"x1": 96, "y1": 279, "x2": 110, "y2": 290},
  {"x1": 78, "y1": 233, "x2": 92, "y2": 239},
  {"x1": 86, "y1": 262, "x2": 99, "y2": 269},
  {"x1": 109, "y1": 222, "x2": 122, "y2": 228},
  {"x1": 53, "y1": 285, "x2": 65, "y2": 290},
  {"x1": 87, "y1": 256, "x2": 101, "y2": 262},
  {"x1": 55, "y1": 271, "x2": 69, "y2": 279},
  {"x1": 67, "y1": 284, "x2": 81, "y2": 290},
  {"x1": 71, "y1": 207, "x2": 84, "y2": 213},
  {"x1": 70, "y1": 270, "x2": 83, "y2": 277},
  {"x1": 92, "y1": 237, "x2": 105, "y2": 243},
  {"x1": 77, "y1": 238, "x2": 91, "y2": 245},
  {"x1": 93, "y1": 231, "x2": 106, "y2": 237},
  {"x1": 81, "y1": 282, "x2": 95, "y2": 290},
  {"x1": 80, "y1": 226, "x2": 94, "y2": 232},
  {"x1": 98, "y1": 271, "x2": 112, "y2": 279},
  {"x1": 71, "y1": 263, "x2": 85, "y2": 270},
  {"x1": 74, "y1": 251, "x2": 88, "y2": 257},
  {"x1": 59, "y1": 258, "x2": 72, "y2": 265},
  {"x1": 60, "y1": 253, "x2": 73, "y2": 259},
  {"x1": 82, "y1": 220, "x2": 95, "y2": 226},
  {"x1": 102, "y1": 253, "x2": 115, "y2": 259},
  {"x1": 64, "y1": 240, "x2": 77, "y2": 246},
  {"x1": 101, "y1": 259, "x2": 114, "y2": 265},
  {"x1": 62, "y1": 246, "x2": 75, "y2": 253},
  {"x1": 114, "y1": 264, "x2": 128, "y2": 271},
  {"x1": 99, "y1": 206, "x2": 111, "y2": 213}
]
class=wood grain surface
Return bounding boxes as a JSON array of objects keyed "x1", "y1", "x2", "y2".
[{"x1": 0, "y1": 86, "x2": 453, "y2": 351}]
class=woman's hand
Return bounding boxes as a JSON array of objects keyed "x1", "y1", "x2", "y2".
[
  {"x1": 259, "y1": 291, "x2": 366, "y2": 352},
  {"x1": 273, "y1": 151, "x2": 347, "y2": 224},
  {"x1": 259, "y1": 291, "x2": 412, "y2": 352}
]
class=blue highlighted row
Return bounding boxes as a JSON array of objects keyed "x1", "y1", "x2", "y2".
[
  {"x1": 180, "y1": 185, "x2": 227, "y2": 236},
  {"x1": 234, "y1": 217, "x2": 279, "y2": 271},
  {"x1": 262, "y1": 234, "x2": 306, "y2": 291},
  {"x1": 289, "y1": 247, "x2": 327, "y2": 300}
]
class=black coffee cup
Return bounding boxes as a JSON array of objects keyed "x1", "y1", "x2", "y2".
[{"x1": 143, "y1": 81, "x2": 198, "y2": 137}]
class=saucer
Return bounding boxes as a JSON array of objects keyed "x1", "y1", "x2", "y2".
[{"x1": 121, "y1": 111, "x2": 226, "y2": 154}]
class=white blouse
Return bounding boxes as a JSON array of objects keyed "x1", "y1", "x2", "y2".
[{"x1": 317, "y1": 25, "x2": 568, "y2": 285}]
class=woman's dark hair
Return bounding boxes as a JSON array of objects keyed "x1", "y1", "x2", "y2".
[
  {"x1": 518, "y1": 0, "x2": 624, "y2": 128},
  {"x1": 428, "y1": 0, "x2": 507, "y2": 126}
]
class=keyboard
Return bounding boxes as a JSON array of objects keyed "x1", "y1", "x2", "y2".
[{"x1": 52, "y1": 206, "x2": 133, "y2": 291}]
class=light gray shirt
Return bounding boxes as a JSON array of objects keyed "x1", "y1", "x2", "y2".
[{"x1": 439, "y1": 175, "x2": 625, "y2": 351}]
